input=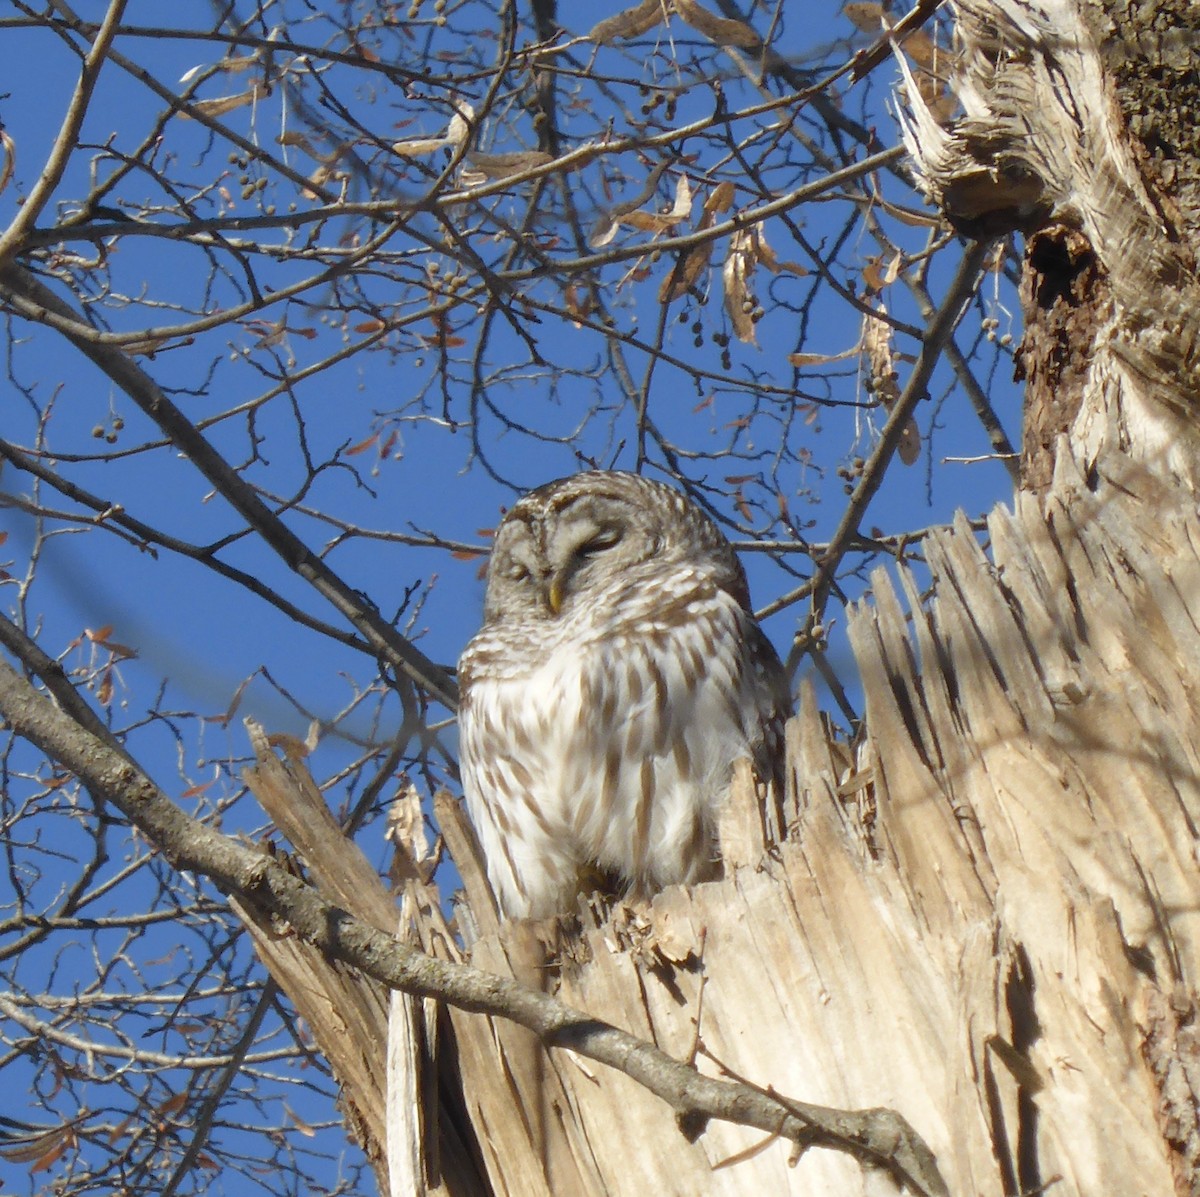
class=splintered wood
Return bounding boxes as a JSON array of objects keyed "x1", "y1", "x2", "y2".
[
  {"x1": 240, "y1": 435, "x2": 1200, "y2": 1196},
  {"x1": 234, "y1": 0, "x2": 1200, "y2": 1190},
  {"x1": 394, "y1": 445, "x2": 1196, "y2": 1197}
]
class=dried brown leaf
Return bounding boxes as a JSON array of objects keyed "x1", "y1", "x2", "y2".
[
  {"x1": 278, "y1": 131, "x2": 318, "y2": 156},
  {"x1": 459, "y1": 150, "x2": 553, "y2": 188},
  {"x1": 876, "y1": 196, "x2": 941, "y2": 228},
  {"x1": 622, "y1": 209, "x2": 669, "y2": 231},
  {"x1": 156, "y1": 1092, "x2": 189, "y2": 1120},
  {"x1": 756, "y1": 231, "x2": 781, "y2": 274},
  {"x1": 864, "y1": 302, "x2": 918, "y2": 462},
  {"x1": 304, "y1": 720, "x2": 320, "y2": 754},
  {"x1": 587, "y1": 0, "x2": 666, "y2": 43},
  {"x1": 1, "y1": 1128, "x2": 70, "y2": 1166},
  {"x1": 660, "y1": 179, "x2": 733, "y2": 303},
  {"x1": 589, "y1": 214, "x2": 620, "y2": 248},
  {"x1": 900, "y1": 27, "x2": 940, "y2": 70},
  {"x1": 108, "y1": 1111, "x2": 134, "y2": 1143},
  {"x1": 284, "y1": 1103, "x2": 317, "y2": 1137},
  {"x1": 862, "y1": 251, "x2": 903, "y2": 293},
  {"x1": 843, "y1": 1, "x2": 883, "y2": 34},
  {"x1": 445, "y1": 101, "x2": 474, "y2": 147},
  {"x1": 182, "y1": 88, "x2": 261, "y2": 119},
  {"x1": 660, "y1": 242, "x2": 711, "y2": 303},
  {"x1": 177, "y1": 55, "x2": 258, "y2": 84},
  {"x1": 180, "y1": 54, "x2": 259, "y2": 83},
  {"x1": 564, "y1": 283, "x2": 594, "y2": 327},
  {"x1": 673, "y1": 0, "x2": 760, "y2": 46},
  {"x1": 218, "y1": 53, "x2": 261, "y2": 74},
  {"x1": 666, "y1": 173, "x2": 694, "y2": 221},
  {"x1": 862, "y1": 258, "x2": 885, "y2": 293},
  {"x1": 346, "y1": 433, "x2": 380, "y2": 456},
  {"x1": 788, "y1": 348, "x2": 857, "y2": 367},
  {"x1": 391, "y1": 101, "x2": 474, "y2": 158},
  {"x1": 0, "y1": 128, "x2": 14, "y2": 197},
  {"x1": 702, "y1": 180, "x2": 736, "y2": 217},
  {"x1": 724, "y1": 241, "x2": 757, "y2": 345},
  {"x1": 303, "y1": 162, "x2": 338, "y2": 198},
  {"x1": 391, "y1": 135, "x2": 451, "y2": 158},
  {"x1": 592, "y1": 174, "x2": 692, "y2": 248},
  {"x1": 723, "y1": 223, "x2": 776, "y2": 344},
  {"x1": 419, "y1": 318, "x2": 467, "y2": 349},
  {"x1": 30, "y1": 1132, "x2": 73, "y2": 1174}
]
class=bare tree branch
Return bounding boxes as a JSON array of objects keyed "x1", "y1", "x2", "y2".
[
  {"x1": 0, "y1": 638, "x2": 947, "y2": 1196},
  {"x1": 0, "y1": 263, "x2": 458, "y2": 711}
]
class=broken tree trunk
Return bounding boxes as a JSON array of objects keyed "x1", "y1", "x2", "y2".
[{"x1": 239, "y1": 0, "x2": 1200, "y2": 1193}]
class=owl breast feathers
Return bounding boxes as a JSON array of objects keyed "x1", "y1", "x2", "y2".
[{"x1": 457, "y1": 470, "x2": 789, "y2": 918}]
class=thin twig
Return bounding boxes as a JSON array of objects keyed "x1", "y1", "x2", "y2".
[
  {"x1": 764, "y1": 238, "x2": 994, "y2": 627},
  {"x1": 0, "y1": 265, "x2": 459, "y2": 711},
  {"x1": 0, "y1": 0, "x2": 127, "y2": 263}
]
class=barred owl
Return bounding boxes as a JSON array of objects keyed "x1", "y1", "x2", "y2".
[{"x1": 457, "y1": 471, "x2": 789, "y2": 918}]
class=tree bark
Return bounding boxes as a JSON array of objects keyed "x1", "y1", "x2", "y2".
[{"x1": 358, "y1": 0, "x2": 1200, "y2": 1194}]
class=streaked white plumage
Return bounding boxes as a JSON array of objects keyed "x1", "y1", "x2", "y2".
[{"x1": 457, "y1": 471, "x2": 788, "y2": 918}]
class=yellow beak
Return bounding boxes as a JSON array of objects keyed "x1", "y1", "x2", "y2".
[{"x1": 547, "y1": 575, "x2": 564, "y2": 616}]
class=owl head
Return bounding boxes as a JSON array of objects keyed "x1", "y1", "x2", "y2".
[{"x1": 481, "y1": 471, "x2": 752, "y2": 624}]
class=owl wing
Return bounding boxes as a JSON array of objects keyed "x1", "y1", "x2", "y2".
[{"x1": 457, "y1": 632, "x2": 595, "y2": 917}]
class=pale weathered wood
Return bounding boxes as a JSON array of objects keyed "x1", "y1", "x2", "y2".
[
  {"x1": 238, "y1": 726, "x2": 487, "y2": 1197},
  {"x1": 236, "y1": 722, "x2": 396, "y2": 1191},
  {"x1": 411, "y1": 442, "x2": 1198, "y2": 1196},
  {"x1": 389, "y1": 0, "x2": 1200, "y2": 1192},
  {"x1": 230, "y1": 1, "x2": 1200, "y2": 1192},
  {"x1": 245, "y1": 446, "x2": 1200, "y2": 1195}
]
